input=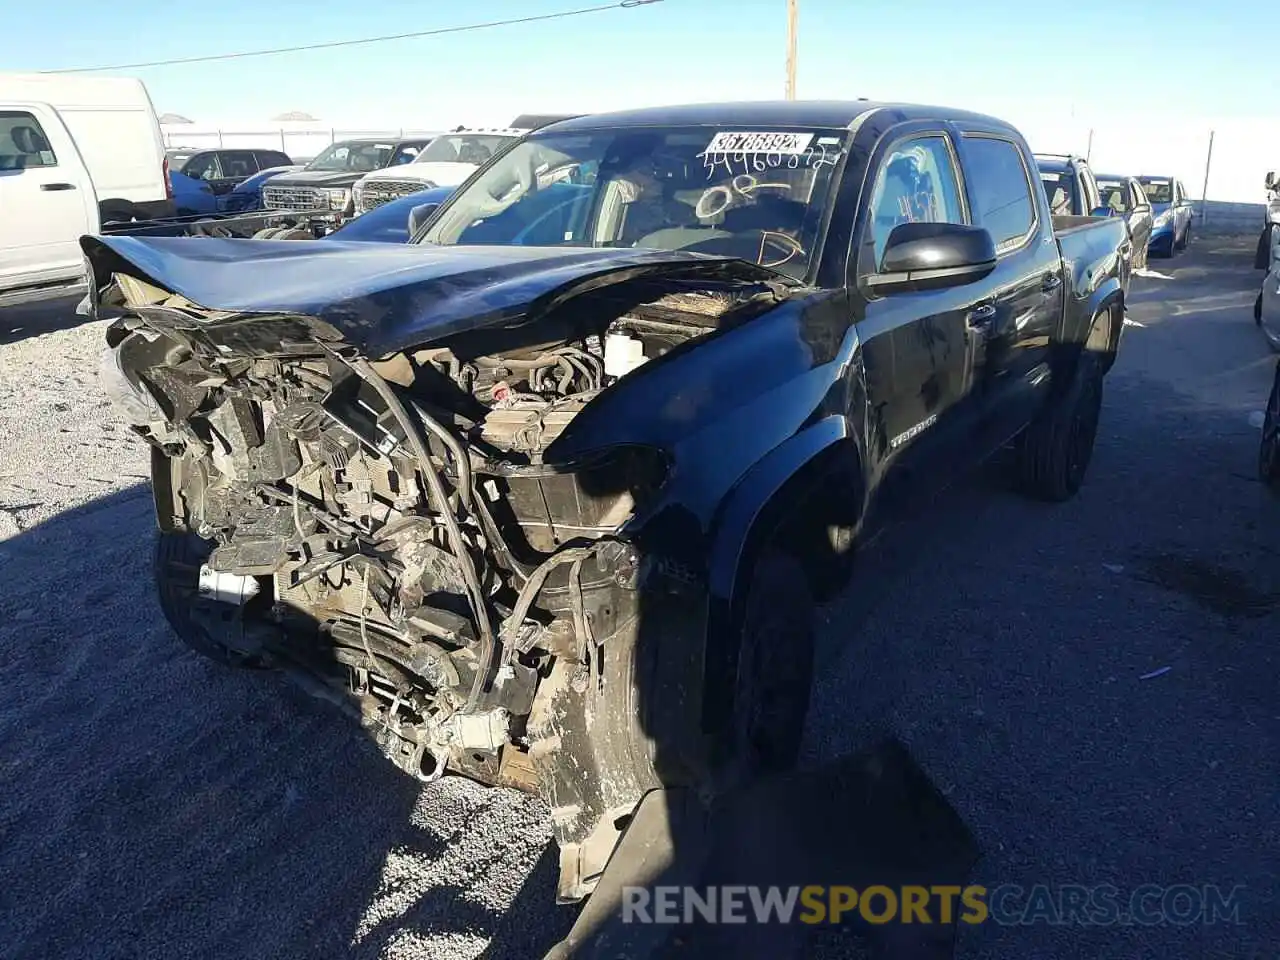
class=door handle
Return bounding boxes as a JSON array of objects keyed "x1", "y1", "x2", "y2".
[
  {"x1": 40, "y1": 182, "x2": 76, "y2": 191},
  {"x1": 966, "y1": 303, "x2": 997, "y2": 332},
  {"x1": 1042, "y1": 274, "x2": 1063, "y2": 292}
]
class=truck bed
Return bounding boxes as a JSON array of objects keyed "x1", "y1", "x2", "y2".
[{"x1": 1052, "y1": 214, "x2": 1112, "y2": 235}]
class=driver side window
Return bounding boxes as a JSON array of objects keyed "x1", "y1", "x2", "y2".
[{"x1": 865, "y1": 136, "x2": 965, "y2": 270}]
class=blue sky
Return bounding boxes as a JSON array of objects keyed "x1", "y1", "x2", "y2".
[{"x1": 7, "y1": 0, "x2": 1274, "y2": 128}]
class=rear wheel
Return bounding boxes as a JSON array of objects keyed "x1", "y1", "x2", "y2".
[
  {"x1": 1014, "y1": 326, "x2": 1106, "y2": 502},
  {"x1": 1259, "y1": 363, "x2": 1280, "y2": 492},
  {"x1": 100, "y1": 202, "x2": 137, "y2": 224},
  {"x1": 723, "y1": 551, "x2": 816, "y2": 786}
]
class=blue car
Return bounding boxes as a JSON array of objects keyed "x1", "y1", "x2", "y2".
[
  {"x1": 320, "y1": 180, "x2": 591, "y2": 245},
  {"x1": 321, "y1": 186, "x2": 456, "y2": 243},
  {"x1": 222, "y1": 164, "x2": 304, "y2": 213},
  {"x1": 1136, "y1": 175, "x2": 1195, "y2": 258},
  {"x1": 169, "y1": 170, "x2": 220, "y2": 217}
]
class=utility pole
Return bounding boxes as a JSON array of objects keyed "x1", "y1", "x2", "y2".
[
  {"x1": 1200, "y1": 129, "x2": 1215, "y2": 224},
  {"x1": 785, "y1": 0, "x2": 798, "y2": 100}
]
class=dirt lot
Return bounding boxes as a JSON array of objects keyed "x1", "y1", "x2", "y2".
[{"x1": 1, "y1": 237, "x2": 1277, "y2": 959}]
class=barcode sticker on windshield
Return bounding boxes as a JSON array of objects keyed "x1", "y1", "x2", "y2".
[{"x1": 703, "y1": 132, "x2": 814, "y2": 156}]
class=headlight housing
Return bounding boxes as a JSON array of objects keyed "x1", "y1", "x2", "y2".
[
  {"x1": 1154, "y1": 210, "x2": 1173, "y2": 228},
  {"x1": 1268, "y1": 200, "x2": 1280, "y2": 225}
]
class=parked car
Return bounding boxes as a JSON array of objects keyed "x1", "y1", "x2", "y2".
[
  {"x1": 1036, "y1": 154, "x2": 1140, "y2": 273},
  {"x1": 1260, "y1": 359, "x2": 1280, "y2": 490},
  {"x1": 0, "y1": 103, "x2": 100, "y2": 306},
  {"x1": 261, "y1": 136, "x2": 436, "y2": 218},
  {"x1": 1266, "y1": 171, "x2": 1280, "y2": 226},
  {"x1": 88, "y1": 100, "x2": 1131, "y2": 914},
  {"x1": 169, "y1": 169, "x2": 219, "y2": 217},
  {"x1": 0, "y1": 72, "x2": 171, "y2": 224},
  {"x1": 352, "y1": 128, "x2": 526, "y2": 214},
  {"x1": 1255, "y1": 228, "x2": 1280, "y2": 349},
  {"x1": 321, "y1": 186, "x2": 455, "y2": 243},
  {"x1": 509, "y1": 113, "x2": 583, "y2": 130},
  {"x1": 166, "y1": 147, "x2": 294, "y2": 199},
  {"x1": 221, "y1": 164, "x2": 304, "y2": 213},
  {"x1": 1136, "y1": 175, "x2": 1194, "y2": 257},
  {"x1": 1035, "y1": 153, "x2": 1107, "y2": 218},
  {"x1": 1095, "y1": 174, "x2": 1153, "y2": 270}
]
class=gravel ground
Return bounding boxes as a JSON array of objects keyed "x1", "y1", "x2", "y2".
[{"x1": 1, "y1": 238, "x2": 1277, "y2": 959}]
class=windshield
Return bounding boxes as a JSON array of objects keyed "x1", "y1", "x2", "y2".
[
  {"x1": 1040, "y1": 172, "x2": 1076, "y2": 216},
  {"x1": 1140, "y1": 179, "x2": 1173, "y2": 203},
  {"x1": 306, "y1": 141, "x2": 394, "y2": 173},
  {"x1": 415, "y1": 134, "x2": 517, "y2": 166},
  {"x1": 417, "y1": 126, "x2": 850, "y2": 280}
]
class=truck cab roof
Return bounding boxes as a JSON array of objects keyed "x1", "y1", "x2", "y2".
[{"x1": 539, "y1": 100, "x2": 1013, "y2": 134}]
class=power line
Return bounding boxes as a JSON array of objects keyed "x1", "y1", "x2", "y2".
[{"x1": 44, "y1": 0, "x2": 664, "y2": 74}]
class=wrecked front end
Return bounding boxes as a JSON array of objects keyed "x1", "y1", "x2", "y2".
[{"x1": 89, "y1": 236, "x2": 792, "y2": 901}]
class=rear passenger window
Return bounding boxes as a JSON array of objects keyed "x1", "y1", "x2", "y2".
[
  {"x1": 865, "y1": 135, "x2": 965, "y2": 269},
  {"x1": 0, "y1": 111, "x2": 57, "y2": 171},
  {"x1": 962, "y1": 136, "x2": 1036, "y2": 252}
]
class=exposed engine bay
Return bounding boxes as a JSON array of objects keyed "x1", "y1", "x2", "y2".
[{"x1": 100, "y1": 265, "x2": 783, "y2": 898}]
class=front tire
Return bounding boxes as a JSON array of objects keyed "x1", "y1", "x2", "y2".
[
  {"x1": 724, "y1": 551, "x2": 816, "y2": 784},
  {"x1": 155, "y1": 531, "x2": 269, "y2": 668},
  {"x1": 1014, "y1": 336, "x2": 1106, "y2": 503}
]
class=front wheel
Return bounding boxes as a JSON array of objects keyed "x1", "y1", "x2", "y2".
[
  {"x1": 723, "y1": 551, "x2": 816, "y2": 787},
  {"x1": 155, "y1": 531, "x2": 271, "y2": 668}
]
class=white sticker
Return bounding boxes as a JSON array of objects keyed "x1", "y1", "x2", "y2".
[
  {"x1": 703, "y1": 131, "x2": 814, "y2": 156},
  {"x1": 817, "y1": 137, "x2": 842, "y2": 145},
  {"x1": 39, "y1": 150, "x2": 54, "y2": 164}
]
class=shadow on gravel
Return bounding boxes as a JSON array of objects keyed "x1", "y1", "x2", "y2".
[
  {"x1": 0, "y1": 295, "x2": 89, "y2": 346},
  {"x1": 0, "y1": 487, "x2": 437, "y2": 959}
]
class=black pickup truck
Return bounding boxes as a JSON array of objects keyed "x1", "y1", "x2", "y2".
[{"x1": 88, "y1": 101, "x2": 1129, "y2": 909}]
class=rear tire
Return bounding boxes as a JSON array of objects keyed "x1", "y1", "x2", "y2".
[
  {"x1": 724, "y1": 551, "x2": 816, "y2": 785},
  {"x1": 154, "y1": 531, "x2": 269, "y2": 668},
  {"x1": 1260, "y1": 363, "x2": 1280, "y2": 493},
  {"x1": 1014, "y1": 338, "x2": 1105, "y2": 503},
  {"x1": 100, "y1": 202, "x2": 137, "y2": 224}
]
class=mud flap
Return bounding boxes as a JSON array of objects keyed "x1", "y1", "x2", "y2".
[{"x1": 543, "y1": 788, "x2": 710, "y2": 959}]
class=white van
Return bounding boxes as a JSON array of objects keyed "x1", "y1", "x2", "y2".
[
  {"x1": 0, "y1": 102, "x2": 100, "y2": 306},
  {"x1": 0, "y1": 73, "x2": 172, "y2": 223}
]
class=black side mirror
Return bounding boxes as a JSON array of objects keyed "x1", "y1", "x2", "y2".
[
  {"x1": 866, "y1": 222, "x2": 997, "y2": 294},
  {"x1": 1266, "y1": 171, "x2": 1277, "y2": 191},
  {"x1": 407, "y1": 202, "x2": 441, "y2": 237}
]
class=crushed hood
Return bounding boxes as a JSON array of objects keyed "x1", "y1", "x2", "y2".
[{"x1": 82, "y1": 235, "x2": 794, "y2": 356}]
